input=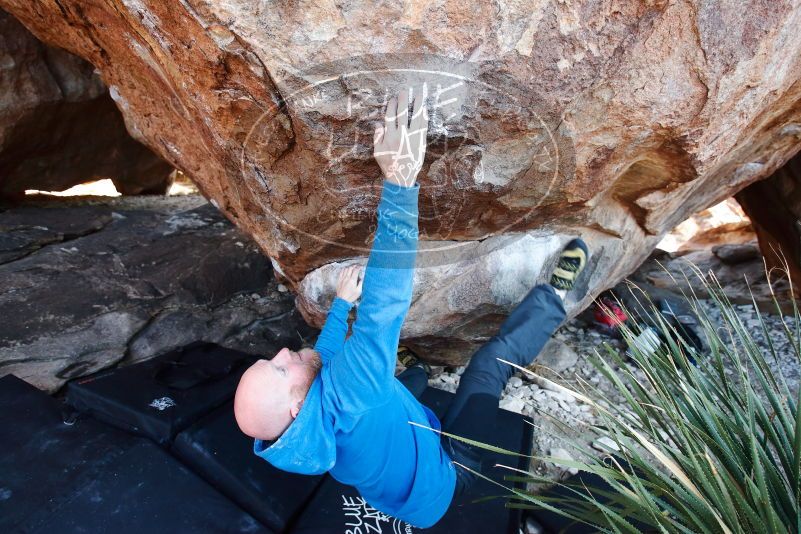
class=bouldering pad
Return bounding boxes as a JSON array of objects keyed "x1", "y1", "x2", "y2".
[
  {"x1": 526, "y1": 466, "x2": 655, "y2": 533},
  {"x1": 173, "y1": 402, "x2": 325, "y2": 533},
  {"x1": 66, "y1": 342, "x2": 256, "y2": 444},
  {"x1": 0, "y1": 374, "x2": 272, "y2": 533}
]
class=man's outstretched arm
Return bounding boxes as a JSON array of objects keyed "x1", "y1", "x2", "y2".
[{"x1": 329, "y1": 86, "x2": 428, "y2": 410}]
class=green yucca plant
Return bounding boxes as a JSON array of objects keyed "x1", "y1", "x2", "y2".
[{"x1": 448, "y1": 264, "x2": 801, "y2": 533}]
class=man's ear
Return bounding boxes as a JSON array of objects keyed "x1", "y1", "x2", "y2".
[{"x1": 289, "y1": 398, "x2": 303, "y2": 420}]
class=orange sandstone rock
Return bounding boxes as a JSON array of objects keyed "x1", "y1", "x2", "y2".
[{"x1": 3, "y1": 1, "x2": 800, "y2": 361}]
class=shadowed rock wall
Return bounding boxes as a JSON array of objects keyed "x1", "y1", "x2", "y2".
[
  {"x1": 736, "y1": 150, "x2": 801, "y2": 289},
  {"x1": 0, "y1": 8, "x2": 172, "y2": 196}
]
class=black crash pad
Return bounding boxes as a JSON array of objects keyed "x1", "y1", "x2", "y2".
[
  {"x1": 0, "y1": 374, "x2": 272, "y2": 533},
  {"x1": 527, "y1": 466, "x2": 654, "y2": 533},
  {"x1": 526, "y1": 471, "x2": 611, "y2": 534},
  {"x1": 173, "y1": 402, "x2": 325, "y2": 533},
  {"x1": 67, "y1": 342, "x2": 256, "y2": 445},
  {"x1": 290, "y1": 387, "x2": 533, "y2": 534}
]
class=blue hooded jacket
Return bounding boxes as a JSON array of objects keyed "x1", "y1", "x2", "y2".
[{"x1": 253, "y1": 181, "x2": 457, "y2": 528}]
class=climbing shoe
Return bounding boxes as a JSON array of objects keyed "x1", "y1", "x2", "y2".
[
  {"x1": 549, "y1": 238, "x2": 589, "y2": 292},
  {"x1": 397, "y1": 346, "x2": 431, "y2": 376}
]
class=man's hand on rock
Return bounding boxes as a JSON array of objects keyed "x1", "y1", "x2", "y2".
[
  {"x1": 373, "y1": 85, "x2": 429, "y2": 188},
  {"x1": 336, "y1": 264, "x2": 364, "y2": 304}
]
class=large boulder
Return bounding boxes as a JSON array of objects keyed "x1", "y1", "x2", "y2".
[
  {"x1": 0, "y1": 197, "x2": 315, "y2": 393},
  {"x1": 0, "y1": 8, "x2": 172, "y2": 196},
  {"x1": 3, "y1": 1, "x2": 801, "y2": 361}
]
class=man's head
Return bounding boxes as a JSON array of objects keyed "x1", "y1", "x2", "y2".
[{"x1": 234, "y1": 347, "x2": 322, "y2": 441}]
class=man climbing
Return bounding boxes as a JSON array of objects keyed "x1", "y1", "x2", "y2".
[{"x1": 233, "y1": 86, "x2": 589, "y2": 528}]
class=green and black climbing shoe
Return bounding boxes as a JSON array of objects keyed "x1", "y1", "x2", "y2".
[
  {"x1": 397, "y1": 345, "x2": 432, "y2": 376},
  {"x1": 549, "y1": 238, "x2": 589, "y2": 291}
]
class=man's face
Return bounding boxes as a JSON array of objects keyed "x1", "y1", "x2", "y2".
[
  {"x1": 269, "y1": 347, "x2": 319, "y2": 384},
  {"x1": 234, "y1": 347, "x2": 321, "y2": 441}
]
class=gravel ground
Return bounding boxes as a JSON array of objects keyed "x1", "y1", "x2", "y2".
[{"x1": 425, "y1": 299, "x2": 801, "y2": 486}]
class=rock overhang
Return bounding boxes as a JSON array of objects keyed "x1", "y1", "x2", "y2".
[{"x1": 2, "y1": 0, "x2": 800, "y2": 359}]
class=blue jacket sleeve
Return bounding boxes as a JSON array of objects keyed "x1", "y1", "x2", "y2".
[
  {"x1": 329, "y1": 181, "x2": 419, "y2": 411},
  {"x1": 313, "y1": 297, "x2": 354, "y2": 363}
]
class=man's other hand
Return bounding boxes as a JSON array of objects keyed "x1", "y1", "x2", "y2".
[
  {"x1": 373, "y1": 85, "x2": 429, "y2": 188},
  {"x1": 336, "y1": 264, "x2": 364, "y2": 304}
]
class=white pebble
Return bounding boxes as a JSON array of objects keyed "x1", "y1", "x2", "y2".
[
  {"x1": 558, "y1": 391, "x2": 574, "y2": 403},
  {"x1": 499, "y1": 397, "x2": 526, "y2": 414},
  {"x1": 549, "y1": 448, "x2": 579, "y2": 475},
  {"x1": 535, "y1": 378, "x2": 562, "y2": 393},
  {"x1": 592, "y1": 436, "x2": 621, "y2": 452},
  {"x1": 525, "y1": 517, "x2": 545, "y2": 534}
]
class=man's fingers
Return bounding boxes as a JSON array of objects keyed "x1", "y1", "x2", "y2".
[
  {"x1": 346, "y1": 264, "x2": 360, "y2": 284},
  {"x1": 356, "y1": 267, "x2": 365, "y2": 290},
  {"x1": 383, "y1": 95, "x2": 397, "y2": 133},
  {"x1": 397, "y1": 87, "x2": 409, "y2": 129},
  {"x1": 380, "y1": 87, "x2": 428, "y2": 141},
  {"x1": 410, "y1": 85, "x2": 429, "y2": 135}
]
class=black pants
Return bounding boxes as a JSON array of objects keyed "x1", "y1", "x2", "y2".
[{"x1": 397, "y1": 284, "x2": 566, "y2": 496}]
